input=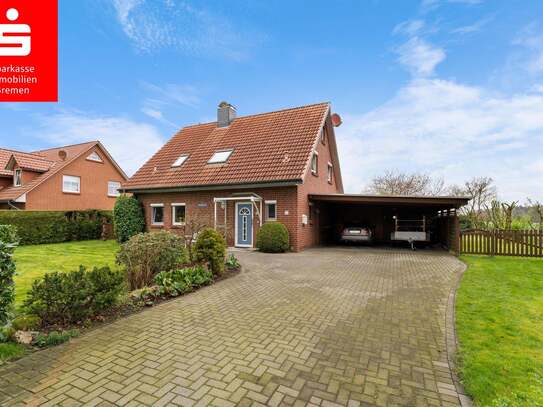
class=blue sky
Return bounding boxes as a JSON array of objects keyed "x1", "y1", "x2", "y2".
[{"x1": 1, "y1": 0, "x2": 542, "y2": 201}]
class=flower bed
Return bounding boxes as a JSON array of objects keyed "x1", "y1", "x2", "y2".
[{"x1": 0, "y1": 229, "x2": 241, "y2": 361}]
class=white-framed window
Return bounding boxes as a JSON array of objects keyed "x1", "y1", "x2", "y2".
[
  {"x1": 108, "y1": 181, "x2": 121, "y2": 197},
  {"x1": 311, "y1": 152, "x2": 318, "y2": 175},
  {"x1": 265, "y1": 200, "x2": 277, "y2": 221},
  {"x1": 171, "y1": 203, "x2": 186, "y2": 226},
  {"x1": 327, "y1": 162, "x2": 333, "y2": 184},
  {"x1": 150, "y1": 204, "x2": 164, "y2": 225},
  {"x1": 321, "y1": 126, "x2": 327, "y2": 144},
  {"x1": 208, "y1": 149, "x2": 233, "y2": 164},
  {"x1": 13, "y1": 169, "x2": 22, "y2": 187},
  {"x1": 86, "y1": 152, "x2": 103, "y2": 162},
  {"x1": 62, "y1": 175, "x2": 80, "y2": 194},
  {"x1": 172, "y1": 154, "x2": 189, "y2": 167}
]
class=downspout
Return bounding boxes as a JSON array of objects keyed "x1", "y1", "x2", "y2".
[{"x1": 7, "y1": 200, "x2": 21, "y2": 210}]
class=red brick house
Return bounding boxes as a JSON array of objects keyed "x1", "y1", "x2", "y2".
[
  {"x1": 123, "y1": 102, "x2": 343, "y2": 251},
  {"x1": 0, "y1": 141, "x2": 127, "y2": 211}
]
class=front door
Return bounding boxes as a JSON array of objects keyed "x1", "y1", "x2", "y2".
[{"x1": 236, "y1": 202, "x2": 253, "y2": 247}]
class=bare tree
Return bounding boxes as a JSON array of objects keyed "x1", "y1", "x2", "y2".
[
  {"x1": 527, "y1": 199, "x2": 543, "y2": 231},
  {"x1": 450, "y1": 177, "x2": 497, "y2": 228},
  {"x1": 485, "y1": 200, "x2": 518, "y2": 230},
  {"x1": 366, "y1": 170, "x2": 446, "y2": 196},
  {"x1": 179, "y1": 208, "x2": 212, "y2": 262}
]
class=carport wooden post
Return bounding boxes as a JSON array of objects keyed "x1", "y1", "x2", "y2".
[{"x1": 455, "y1": 213, "x2": 461, "y2": 256}]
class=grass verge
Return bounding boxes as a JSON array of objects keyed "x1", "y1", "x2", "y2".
[
  {"x1": 456, "y1": 256, "x2": 543, "y2": 406},
  {"x1": 13, "y1": 240, "x2": 120, "y2": 306}
]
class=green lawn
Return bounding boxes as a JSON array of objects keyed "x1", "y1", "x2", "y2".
[
  {"x1": 13, "y1": 240, "x2": 120, "y2": 306},
  {"x1": 456, "y1": 256, "x2": 543, "y2": 407}
]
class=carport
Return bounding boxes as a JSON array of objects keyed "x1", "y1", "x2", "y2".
[{"x1": 309, "y1": 194, "x2": 470, "y2": 253}]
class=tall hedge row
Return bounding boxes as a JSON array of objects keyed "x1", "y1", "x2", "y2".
[{"x1": 0, "y1": 210, "x2": 112, "y2": 245}]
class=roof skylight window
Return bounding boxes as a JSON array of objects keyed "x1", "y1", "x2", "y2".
[
  {"x1": 172, "y1": 154, "x2": 189, "y2": 167},
  {"x1": 208, "y1": 149, "x2": 233, "y2": 164}
]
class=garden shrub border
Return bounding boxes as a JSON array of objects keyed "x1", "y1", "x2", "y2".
[
  {"x1": 0, "y1": 210, "x2": 112, "y2": 245},
  {"x1": 1, "y1": 250, "x2": 242, "y2": 363}
]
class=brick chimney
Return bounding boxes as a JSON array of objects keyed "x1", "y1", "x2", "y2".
[{"x1": 217, "y1": 101, "x2": 236, "y2": 127}]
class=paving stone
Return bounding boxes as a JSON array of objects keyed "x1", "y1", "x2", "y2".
[{"x1": 0, "y1": 247, "x2": 464, "y2": 406}]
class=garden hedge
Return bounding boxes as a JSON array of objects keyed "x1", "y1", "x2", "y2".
[{"x1": 0, "y1": 210, "x2": 112, "y2": 245}]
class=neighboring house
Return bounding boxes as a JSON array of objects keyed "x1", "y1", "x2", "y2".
[
  {"x1": 123, "y1": 102, "x2": 343, "y2": 251},
  {"x1": 123, "y1": 101, "x2": 468, "y2": 252},
  {"x1": 0, "y1": 141, "x2": 127, "y2": 211}
]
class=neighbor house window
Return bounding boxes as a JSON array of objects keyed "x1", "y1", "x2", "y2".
[
  {"x1": 151, "y1": 204, "x2": 164, "y2": 225},
  {"x1": 208, "y1": 149, "x2": 233, "y2": 164},
  {"x1": 265, "y1": 200, "x2": 277, "y2": 221},
  {"x1": 311, "y1": 152, "x2": 318, "y2": 175},
  {"x1": 108, "y1": 181, "x2": 121, "y2": 197},
  {"x1": 14, "y1": 169, "x2": 22, "y2": 187},
  {"x1": 62, "y1": 175, "x2": 80, "y2": 193},
  {"x1": 86, "y1": 152, "x2": 103, "y2": 162},
  {"x1": 327, "y1": 163, "x2": 333, "y2": 184},
  {"x1": 172, "y1": 203, "x2": 186, "y2": 226},
  {"x1": 172, "y1": 154, "x2": 189, "y2": 167}
]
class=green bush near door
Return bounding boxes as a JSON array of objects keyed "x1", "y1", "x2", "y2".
[{"x1": 256, "y1": 222, "x2": 289, "y2": 253}]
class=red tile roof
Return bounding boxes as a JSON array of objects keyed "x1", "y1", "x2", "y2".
[
  {"x1": 124, "y1": 102, "x2": 330, "y2": 190},
  {"x1": 0, "y1": 142, "x2": 99, "y2": 202}
]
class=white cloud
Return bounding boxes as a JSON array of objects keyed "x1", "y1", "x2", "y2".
[
  {"x1": 110, "y1": 0, "x2": 259, "y2": 60},
  {"x1": 335, "y1": 79, "x2": 543, "y2": 201},
  {"x1": 396, "y1": 37, "x2": 446, "y2": 76},
  {"x1": 393, "y1": 20, "x2": 425, "y2": 36},
  {"x1": 140, "y1": 82, "x2": 200, "y2": 126},
  {"x1": 34, "y1": 111, "x2": 164, "y2": 176},
  {"x1": 512, "y1": 24, "x2": 543, "y2": 74},
  {"x1": 141, "y1": 107, "x2": 163, "y2": 120},
  {"x1": 451, "y1": 15, "x2": 493, "y2": 35}
]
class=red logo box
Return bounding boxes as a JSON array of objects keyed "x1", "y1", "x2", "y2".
[{"x1": 0, "y1": 1, "x2": 58, "y2": 102}]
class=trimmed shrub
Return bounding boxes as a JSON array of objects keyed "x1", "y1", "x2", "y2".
[
  {"x1": 0, "y1": 325, "x2": 15, "y2": 343},
  {"x1": 24, "y1": 266, "x2": 125, "y2": 326},
  {"x1": 87, "y1": 266, "x2": 125, "y2": 313},
  {"x1": 256, "y1": 222, "x2": 289, "y2": 253},
  {"x1": 0, "y1": 210, "x2": 111, "y2": 245},
  {"x1": 113, "y1": 195, "x2": 145, "y2": 243},
  {"x1": 11, "y1": 315, "x2": 41, "y2": 331},
  {"x1": 0, "y1": 226, "x2": 17, "y2": 325},
  {"x1": 117, "y1": 231, "x2": 187, "y2": 290},
  {"x1": 194, "y1": 228, "x2": 226, "y2": 275}
]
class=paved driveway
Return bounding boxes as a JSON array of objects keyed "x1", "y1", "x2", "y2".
[{"x1": 0, "y1": 248, "x2": 466, "y2": 407}]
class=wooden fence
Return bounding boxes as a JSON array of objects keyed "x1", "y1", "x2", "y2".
[{"x1": 460, "y1": 229, "x2": 543, "y2": 257}]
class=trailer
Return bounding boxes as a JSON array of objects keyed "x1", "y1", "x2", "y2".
[{"x1": 390, "y1": 215, "x2": 430, "y2": 250}]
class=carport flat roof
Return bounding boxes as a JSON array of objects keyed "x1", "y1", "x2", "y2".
[{"x1": 309, "y1": 194, "x2": 470, "y2": 208}]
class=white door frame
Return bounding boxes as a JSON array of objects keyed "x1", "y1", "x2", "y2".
[{"x1": 235, "y1": 201, "x2": 253, "y2": 248}]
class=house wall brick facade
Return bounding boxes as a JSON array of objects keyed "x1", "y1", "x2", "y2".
[
  {"x1": 138, "y1": 186, "x2": 305, "y2": 250},
  {"x1": 296, "y1": 121, "x2": 343, "y2": 249},
  {"x1": 137, "y1": 120, "x2": 342, "y2": 251},
  {"x1": 24, "y1": 145, "x2": 126, "y2": 211}
]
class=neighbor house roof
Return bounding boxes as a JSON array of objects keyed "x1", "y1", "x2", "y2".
[
  {"x1": 123, "y1": 102, "x2": 333, "y2": 190},
  {"x1": 0, "y1": 141, "x2": 127, "y2": 202}
]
